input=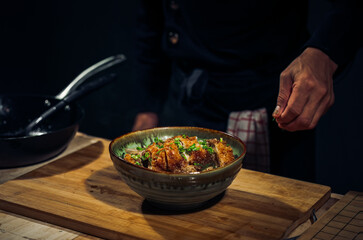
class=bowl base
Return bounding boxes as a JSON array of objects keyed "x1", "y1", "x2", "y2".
[{"x1": 142, "y1": 191, "x2": 226, "y2": 212}]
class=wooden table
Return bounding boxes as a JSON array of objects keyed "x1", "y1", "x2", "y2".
[{"x1": 0, "y1": 133, "x2": 339, "y2": 240}]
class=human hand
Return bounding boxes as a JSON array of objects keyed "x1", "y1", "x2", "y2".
[
  {"x1": 132, "y1": 112, "x2": 159, "y2": 131},
  {"x1": 272, "y1": 47, "x2": 338, "y2": 131}
]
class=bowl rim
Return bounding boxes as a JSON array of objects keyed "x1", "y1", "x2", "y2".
[{"x1": 109, "y1": 126, "x2": 246, "y2": 177}]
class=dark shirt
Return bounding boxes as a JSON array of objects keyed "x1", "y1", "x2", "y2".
[{"x1": 135, "y1": 0, "x2": 362, "y2": 116}]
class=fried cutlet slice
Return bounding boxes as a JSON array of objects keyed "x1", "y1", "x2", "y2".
[{"x1": 207, "y1": 138, "x2": 235, "y2": 167}]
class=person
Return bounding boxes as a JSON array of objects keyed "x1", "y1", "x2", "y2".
[{"x1": 131, "y1": 0, "x2": 362, "y2": 181}]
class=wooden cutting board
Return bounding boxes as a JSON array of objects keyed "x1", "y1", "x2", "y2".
[{"x1": 0, "y1": 137, "x2": 331, "y2": 240}]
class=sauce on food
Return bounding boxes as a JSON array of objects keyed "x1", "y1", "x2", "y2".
[{"x1": 123, "y1": 135, "x2": 235, "y2": 173}]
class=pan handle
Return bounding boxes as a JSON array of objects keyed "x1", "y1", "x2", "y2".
[
  {"x1": 24, "y1": 73, "x2": 118, "y2": 135},
  {"x1": 55, "y1": 54, "x2": 126, "y2": 100}
]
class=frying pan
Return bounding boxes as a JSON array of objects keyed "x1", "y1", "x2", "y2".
[{"x1": 0, "y1": 54, "x2": 126, "y2": 168}]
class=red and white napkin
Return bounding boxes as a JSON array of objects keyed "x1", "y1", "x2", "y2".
[{"x1": 227, "y1": 108, "x2": 270, "y2": 172}]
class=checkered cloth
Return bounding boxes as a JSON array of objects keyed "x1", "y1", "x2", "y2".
[{"x1": 227, "y1": 108, "x2": 270, "y2": 172}]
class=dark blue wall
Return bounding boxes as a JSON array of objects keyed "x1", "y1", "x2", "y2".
[{"x1": 0, "y1": 0, "x2": 139, "y2": 138}]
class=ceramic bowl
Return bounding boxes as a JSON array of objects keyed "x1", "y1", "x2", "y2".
[{"x1": 109, "y1": 126, "x2": 246, "y2": 210}]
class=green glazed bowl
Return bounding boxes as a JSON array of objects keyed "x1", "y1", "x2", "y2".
[{"x1": 109, "y1": 126, "x2": 246, "y2": 210}]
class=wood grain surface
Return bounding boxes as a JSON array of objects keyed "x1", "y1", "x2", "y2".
[{"x1": 0, "y1": 137, "x2": 331, "y2": 240}]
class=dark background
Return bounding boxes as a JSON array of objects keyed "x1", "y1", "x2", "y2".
[{"x1": 0, "y1": 0, "x2": 362, "y2": 194}]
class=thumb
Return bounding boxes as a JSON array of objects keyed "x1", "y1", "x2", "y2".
[{"x1": 273, "y1": 71, "x2": 292, "y2": 118}]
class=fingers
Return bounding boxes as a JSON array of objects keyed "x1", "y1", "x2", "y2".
[
  {"x1": 272, "y1": 70, "x2": 293, "y2": 119},
  {"x1": 276, "y1": 76, "x2": 335, "y2": 131},
  {"x1": 276, "y1": 73, "x2": 314, "y2": 129},
  {"x1": 278, "y1": 95, "x2": 327, "y2": 131},
  {"x1": 278, "y1": 82, "x2": 310, "y2": 124}
]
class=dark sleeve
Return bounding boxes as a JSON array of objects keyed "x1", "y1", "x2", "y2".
[
  {"x1": 134, "y1": 0, "x2": 171, "y2": 114},
  {"x1": 304, "y1": 0, "x2": 363, "y2": 68}
]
